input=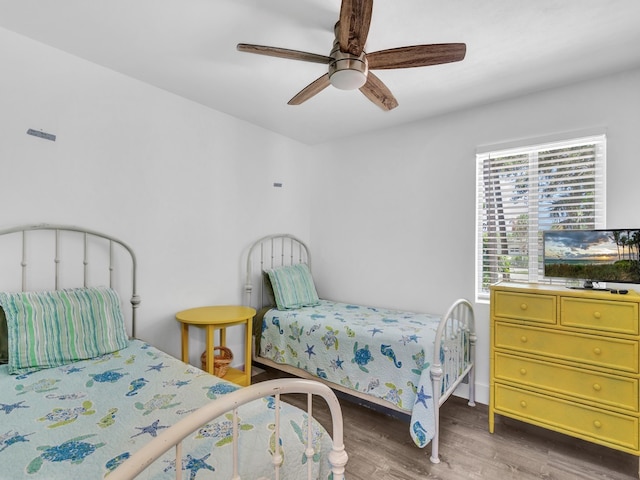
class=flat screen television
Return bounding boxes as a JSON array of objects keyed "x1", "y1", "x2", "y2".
[{"x1": 543, "y1": 229, "x2": 640, "y2": 289}]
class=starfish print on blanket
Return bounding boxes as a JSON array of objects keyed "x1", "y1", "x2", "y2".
[
  {"x1": 414, "y1": 386, "x2": 432, "y2": 409},
  {"x1": 305, "y1": 344, "x2": 316, "y2": 359},
  {"x1": 131, "y1": 419, "x2": 169, "y2": 438},
  {"x1": 0, "y1": 401, "x2": 29, "y2": 415}
]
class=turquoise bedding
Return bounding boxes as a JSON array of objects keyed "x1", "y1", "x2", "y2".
[
  {"x1": 0, "y1": 339, "x2": 333, "y2": 479},
  {"x1": 260, "y1": 300, "x2": 450, "y2": 448}
]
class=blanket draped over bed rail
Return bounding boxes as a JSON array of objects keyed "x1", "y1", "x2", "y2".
[{"x1": 245, "y1": 233, "x2": 476, "y2": 463}]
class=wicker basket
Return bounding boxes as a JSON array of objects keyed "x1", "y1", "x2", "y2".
[{"x1": 200, "y1": 346, "x2": 233, "y2": 377}]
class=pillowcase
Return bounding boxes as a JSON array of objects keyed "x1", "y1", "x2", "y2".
[
  {"x1": 0, "y1": 286, "x2": 129, "y2": 374},
  {"x1": 262, "y1": 271, "x2": 277, "y2": 307},
  {"x1": 266, "y1": 263, "x2": 320, "y2": 310},
  {"x1": 0, "y1": 308, "x2": 8, "y2": 364}
]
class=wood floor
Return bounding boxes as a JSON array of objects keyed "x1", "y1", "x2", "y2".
[{"x1": 252, "y1": 367, "x2": 639, "y2": 480}]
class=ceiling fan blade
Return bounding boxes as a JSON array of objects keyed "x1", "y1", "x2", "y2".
[
  {"x1": 288, "y1": 74, "x2": 331, "y2": 105},
  {"x1": 367, "y1": 43, "x2": 467, "y2": 70},
  {"x1": 359, "y1": 72, "x2": 398, "y2": 111},
  {"x1": 338, "y1": 0, "x2": 373, "y2": 56},
  {"x1": 237, "y1": 43, "x2": 331, "y2": 64}
]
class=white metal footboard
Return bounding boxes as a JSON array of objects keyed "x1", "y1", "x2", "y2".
[
  {"x1": 110, "y1": 378, "x2": 348, "y2": 480},
  {"x1": 429, "y1": 298, "x2": 476, "y2": 463}
]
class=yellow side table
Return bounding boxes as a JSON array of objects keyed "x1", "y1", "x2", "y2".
[{"x1": 176, "y1": 305, "x2": 256, "y2": 386}]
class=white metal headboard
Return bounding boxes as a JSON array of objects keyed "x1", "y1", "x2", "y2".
[
  {"x1": 244, "y1": 234, "x2": 311, "y2": 310},
  {"x1": 0, "y1": 223, "x2": 140, "y2": 337}
]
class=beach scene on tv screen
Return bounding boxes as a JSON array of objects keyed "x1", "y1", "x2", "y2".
[{"x1": 544, "y1": 229, "x2": 640, "y2": 283}]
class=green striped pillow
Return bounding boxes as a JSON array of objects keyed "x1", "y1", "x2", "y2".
[
  {"x1": 0, "y1": 286, "x2": 129, "y2": 374},
  {"x1": 266, "y1": 263, "x2": 320, "y2": 310}
]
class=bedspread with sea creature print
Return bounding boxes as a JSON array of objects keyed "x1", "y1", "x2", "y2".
[
  {"x1": 260, "y1": 299, "x2": 447, "y2": 448},
  {"x1": 0, "y1": 339, "x2": 333, "y2": 479}
]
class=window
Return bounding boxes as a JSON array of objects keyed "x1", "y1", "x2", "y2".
[{"x1": 475, "y1": 133, "x2": 606, "y2": 301}]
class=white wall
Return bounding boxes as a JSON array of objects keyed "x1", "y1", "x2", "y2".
[
  {"x1": 0, "y1": 27, "x2": 312, "y2": 363},
  {"x1": 310, "y1": 67, "x2": 640, "y2": 404}
]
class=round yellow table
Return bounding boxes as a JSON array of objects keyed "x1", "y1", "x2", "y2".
[{"x1": 176, "y1": 305, "x2": 256, "y2": 386}]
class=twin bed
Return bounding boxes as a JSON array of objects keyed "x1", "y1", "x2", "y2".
[
  {"x1": 0, "y1": 225, "x2": 347, "y2": 479},
  {"x1": 246, "y1": 234, "x2": 476, "y2": 463},
  {"x1": 0, "y1": 225, "x2": 476, "y2": 479}
]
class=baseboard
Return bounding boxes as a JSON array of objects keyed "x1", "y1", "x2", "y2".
[{"x1": 452, "y1": 381, "x2": 489, "y2": 406}]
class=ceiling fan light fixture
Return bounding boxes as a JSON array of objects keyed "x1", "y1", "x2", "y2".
[
  {"x1": 329, "y1": 67, "x2": 367, "y2": 90},
  {"x1": 328, "y1": 51, "x2": 368, "y2": 90}
]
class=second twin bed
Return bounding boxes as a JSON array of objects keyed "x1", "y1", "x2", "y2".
[{"x1": 245, "y1": 233, "x2": 477, "y2": 463}]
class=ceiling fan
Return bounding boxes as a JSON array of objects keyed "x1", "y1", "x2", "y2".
[{"x1": 237, "y1": 0, "x2": 466, "y2": 111}]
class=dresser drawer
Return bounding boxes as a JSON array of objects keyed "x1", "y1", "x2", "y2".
[
  {"x1": 493, "y1": 291, "x2": 556, "y2": 324},
  {"x1": 494, "y1": 384, "x2": 639, "y2": 451},
  {"x1": 494, "y1": 322, "x2": 639, "y2": 373},
  {"x1": 561, "y1": 297, "x2": 639, "y2": 335},
  {"x1": 494, "y1": 352, "x2": 639, "y2": 412}
]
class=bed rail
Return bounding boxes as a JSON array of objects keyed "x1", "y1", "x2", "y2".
[
  {"x1": 429, "y1": 298, "x2": 476, "y2": 463},
  {"x1": 110, "y1": 378, "x2": 348, "y2": 480},
  {"x1": 0, "y1": 223, "x2": 140, "y2": 337},
  {"x1": 244, "y1": 233, "x2": 311, "y2": 309}
]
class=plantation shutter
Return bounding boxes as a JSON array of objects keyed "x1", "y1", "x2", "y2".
[{"x1": 475, "y1": 134, "x2": 606, "y2": 301}]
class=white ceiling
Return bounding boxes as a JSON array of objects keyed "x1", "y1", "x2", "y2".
[{"x1": 1, "y1": 0, "x2": 639, "y2": 145}]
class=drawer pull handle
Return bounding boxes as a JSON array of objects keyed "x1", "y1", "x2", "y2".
[
  {"x1": 593, "y1": 347, "x2": 602, "y2": 355},
  {"x1": 519, "y1": 368, "x2": 527, "y2": 375},
  {"x1": 592, "y1": 383, "x2": 602, "y2": 392},
  {"x1": 593, "y1": 311, "x2": 601, "y2": 319},
  {"x1": 593, "y1": 420, "x2": 602, "y2": 429},
  {"x1": 520, "y1": 401, "x2": 527, "y2": 408},
  {"x1": 520, "y1": 303, "x2": 528, "y2": 311},
  {"x1": 520, "y1": 336, "x2": 528, "y2": 343}
]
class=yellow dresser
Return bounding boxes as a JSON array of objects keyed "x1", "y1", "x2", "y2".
[{"x1": 490, "y1": 282, "x2": 640, "y2": 456}]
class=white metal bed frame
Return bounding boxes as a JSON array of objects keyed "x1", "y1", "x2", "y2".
[
  {"x1": 110, "y1": 378, "x2": 348, "y2": 480},
  {"x1": 0, "y1": 224, "x2": 349, "y2": 480},
  {"x1": 245, "y1": 233, "x2": 477, "y2": 463},
  {"x1": 0, "y1": 223, "x2": 141, "y2": 336}
]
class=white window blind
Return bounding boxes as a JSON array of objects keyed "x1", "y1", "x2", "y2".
[{"x1": 475, "y1": 134, "x2": 606, "y2": 301}]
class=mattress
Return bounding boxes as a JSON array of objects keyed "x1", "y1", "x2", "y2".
[{"x1": 0, "y1": 339, "x2": 333, "y2": 479}]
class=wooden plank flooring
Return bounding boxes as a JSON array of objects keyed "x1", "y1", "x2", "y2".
[{"x1": 252, "y1": 367, "x2": 638, "y2": 480}]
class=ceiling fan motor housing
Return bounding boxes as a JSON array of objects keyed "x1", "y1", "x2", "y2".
[{"x1": 328, "y1": 43, "x2": 368, "y2": 90}]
